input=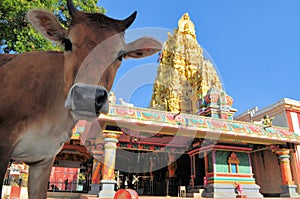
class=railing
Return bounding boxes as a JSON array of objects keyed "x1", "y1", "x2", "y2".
[
  {"x1": 48, "y1": 181, "x2": 90, "y2": 193},
  {"x1": 3, "y1": 177, "x2": 22, "y2": 186}
]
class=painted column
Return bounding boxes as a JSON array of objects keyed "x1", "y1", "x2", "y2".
[
  {"x1": 275, "y1": 149, "x2": 300, "y2": 197},
  {"x1": 212, "y1": 150, "x2": 216, "y2": 173},
  {"x1": 189, "y1": 155, "x2": 195, "y2": 187},
  {"x1": 167, "y1": 153, "x2": 177, "y2": 178},
  {"x1": 276, "y1": 149, "x2": 293, "y2": 185},
  {"x1": 204, "y1": 152, "x2": 208, "y2": 188},
  {"x1": 292, "y1": 145, "x2": 300, "y2": 192},
  {"x1": 92, "y1": 157, "x2": 102, "y2": 184},
  {"x1": 98, "y1": 130, "x2": 122, "y2": 199},
  {"x1": 88, "y1": 157, "x2": 102, "y2": 194}
]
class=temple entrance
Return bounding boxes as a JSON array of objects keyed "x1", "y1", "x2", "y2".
[
  {"x1": 189, "y1": 151, "x2": 206, "y2": 189},
  {"x1": 115, "y1": 150, "x2": 190, "y2": 196},
  {"x1": 194, "y1": 153, "x2": 206, "y2": 187}
]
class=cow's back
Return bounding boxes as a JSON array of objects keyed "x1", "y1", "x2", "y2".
[{"x1": 0, "y1": 54, "x2": 18, "y2": 67}]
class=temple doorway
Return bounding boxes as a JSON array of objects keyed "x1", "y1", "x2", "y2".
[
  {"x1": 194, "y1": 153, "x2": 206, "y2": 187},
  {"x1": 115, "y1": 150, "x2": 191, "y2": 196}
]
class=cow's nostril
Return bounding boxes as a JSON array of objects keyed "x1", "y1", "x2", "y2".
[
  {"x1": 73, "y1": 86, "x2": 83, "y2": 104},
  {"x1": 95, "y1": 89, "x2": 108, "y2": 113}
]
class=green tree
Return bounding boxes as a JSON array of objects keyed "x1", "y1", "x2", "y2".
[{"x1": 0, "y1": 0, "x2": 105, "y2": 53}]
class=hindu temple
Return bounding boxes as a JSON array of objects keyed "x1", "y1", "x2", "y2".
[{"x1": 43, "y1": 13, "x2": 300, "y2": 198}]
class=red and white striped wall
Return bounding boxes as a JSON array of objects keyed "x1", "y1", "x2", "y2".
[{"x1": 286, "y1": 110, "x2": 300, "y2": 135}]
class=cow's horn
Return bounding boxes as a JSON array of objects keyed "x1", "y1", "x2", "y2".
[
  {"x1": 123, "y1": 11, "x2": 137, "y2": 29},
  {"x1": 67, "y1": 0, "x2": 77, "y2": 16}
]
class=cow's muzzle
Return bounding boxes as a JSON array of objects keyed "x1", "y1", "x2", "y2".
[{"x1": 65, "y1": 83, "x2": 109, "y2": 121}]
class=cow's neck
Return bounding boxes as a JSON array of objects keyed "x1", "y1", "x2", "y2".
[{"x1": 0, "y1": 51, "x2": 75, "y2": 162}]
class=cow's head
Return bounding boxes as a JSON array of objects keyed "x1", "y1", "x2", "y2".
[{"x1": 27, "y1": 0, "x2": 162, "y2": 121}]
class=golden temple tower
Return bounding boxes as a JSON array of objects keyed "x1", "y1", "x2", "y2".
[{"x1": 150, "y1": 13, "x2": 223, "y2": 114}]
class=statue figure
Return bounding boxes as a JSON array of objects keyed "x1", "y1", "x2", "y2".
[{"x1": 263, "y1": 115, "x2": 273, "y2": 126}]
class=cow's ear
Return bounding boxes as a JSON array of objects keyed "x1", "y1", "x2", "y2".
[
  {"x1": 27, "y1": 9, "x2": 67, "y2": 43},
  {"x1": 126, "y1": 37, "x2": 162, "y2": 58}
]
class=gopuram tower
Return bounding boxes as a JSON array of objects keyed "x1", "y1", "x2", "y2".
[{"x1": 150, "y1": 13, "x2": 223, "y2": 114}]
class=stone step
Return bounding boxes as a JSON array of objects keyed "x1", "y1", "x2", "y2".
[
  {"x1": 186, "y1": 188, "x2": 204, "y2": 198},
  {"x1": 47, "y1": 192, "x2": 81, "y2": 199},
  {"x1": 186, "y1": 192, "x2": 195, "y2": 197},
  {"x1": 187, "y1": 188, "x2": 200, "y2": 193}
]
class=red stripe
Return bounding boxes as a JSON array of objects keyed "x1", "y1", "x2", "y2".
[
  {"x1": 286, "y1": 110, "x2": 295, "y2": 132},
  {"x1": 294, "y1": 146, "x2": 300, "y2": 187},
  {"x1": 298, "y1": 112, "x2": 300, "y2": 129}
]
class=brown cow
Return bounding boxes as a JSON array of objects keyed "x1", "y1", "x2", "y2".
[{"x1": 0, "y1": 0, "x2": 161, "y2": 198}]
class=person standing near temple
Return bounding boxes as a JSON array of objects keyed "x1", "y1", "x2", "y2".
[
  {"x1": 233, "y1": 181, "x2": 243, "y2": 195},
  {"x1": 64, "y1": 179, "x2": 69, "y2": 191}
]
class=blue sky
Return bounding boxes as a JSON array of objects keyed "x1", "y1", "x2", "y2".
[{"x1": 97, "y1": 0, "x2": 300, "y2": 115}]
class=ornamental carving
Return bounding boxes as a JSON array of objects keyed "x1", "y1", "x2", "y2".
[{"x1": 150, "y1": 13, "x2": 223, "y2": 114}]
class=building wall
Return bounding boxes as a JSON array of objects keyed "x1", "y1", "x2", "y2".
[
  {"x1": 272, "y1": 111, "x2": 289, "y2": 127},
  {"x1": 286, "y1": 110, "x2": 300, "y2": 134},
  {"x1": 214, "y1": 151, "x2": 250, "y2": 174},
  {"x1": 237, "y1": 152, "x2": 251, "y2": 174},
  {"x1": 236, "y1": 98, "x2": 300, "y2": 193},
  {"x1": 49, "y1": 167, "x2": 79, "y2": 191},
  {"x1": 215, "y1": 151, "x2": 230, "y2": 173},
  {"x1": 251, "y1": 150, "x2": 281, "y2": 195},
  {"x1": 286, "y1": 109, "x2": 300, "y2": 191},
  {"x1": 290, "y1": 146, "x2": 300, "y2": 192}
]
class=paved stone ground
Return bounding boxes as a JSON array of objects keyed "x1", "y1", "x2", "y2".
[
  {"x1": 79, "y1": 194, "x2": 296, "y2": 199},
  {"x1": 2, "y1": 186, "x2": 298, "y2": 199},
  {"x1": 80, "y1": 195, "x2": 193, "y2": 199}
]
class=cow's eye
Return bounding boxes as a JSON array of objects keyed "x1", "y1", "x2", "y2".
[
  {"x1": 118, "y1": 55, "x2": 125, "y2": 61},
  {"x1": 117, "y1": 50, "x2": 126, "y2": 61},
  {"x1": 62, "y1": 38, "x2": 72, "y2": 51}
]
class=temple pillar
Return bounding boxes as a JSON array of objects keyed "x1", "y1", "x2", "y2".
[
  {"x1": 275, "y1": 149, "x2": 300, "y2": 198},
  {"x1": 98, "y1": 129, "x2": 122, "y2": 199},
  {"x1": 88, "y1": 157, "x2": 102, "y2": 195},
  {"x1": 167, "y1": 153, "x2": 177, "y2": 178},
  {"x1": 189, "y1": 154, "x2": 195, "y2": 187},
  {"x1": 291, "y1": 145, "x2": 300, "y2": 192}
]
